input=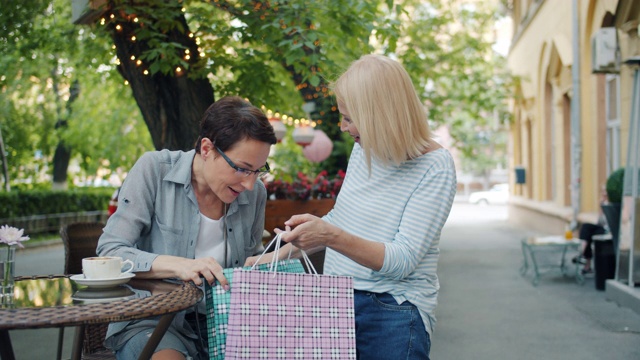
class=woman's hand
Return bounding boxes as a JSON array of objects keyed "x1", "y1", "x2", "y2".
[
  {"x1": 244, "y1": 252, "x2": 274, "y2": 267},
  {"x1": 175, "y1": 257, "x2": 228, "y2": 288},
  {"x1": 281, "y1": 214, "x2": 339, "y2": 251},
  {"x1": 139, "y1": 255, "x2": 229, "y2": 289}
]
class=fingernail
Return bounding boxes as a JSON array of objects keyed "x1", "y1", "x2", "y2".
[{"x1": 224, "y1": 285, "x2": 230, "y2": 291}]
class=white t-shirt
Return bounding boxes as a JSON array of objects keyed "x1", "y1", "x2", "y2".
[
  {"x1": 194, "y1": 213, "x2": 229, "y2": 313},
  {"x1": 194, "y1": 213, "x2": 230, "y2": 267}
]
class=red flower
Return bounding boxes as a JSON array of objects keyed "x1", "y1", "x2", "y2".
[{"x1": 265, "y1": 170, "x2": 345, "y2": 200}]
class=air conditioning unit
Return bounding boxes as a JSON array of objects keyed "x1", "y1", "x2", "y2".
[{"x1": 591, "y1": 28, "x2": 619, "y2": 74}]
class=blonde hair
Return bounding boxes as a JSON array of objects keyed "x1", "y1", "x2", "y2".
[{"x1": 332, "y1": 54, "x2": 432, "y2": 168}]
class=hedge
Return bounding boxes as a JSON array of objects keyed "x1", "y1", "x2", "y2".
[{"x1": 0, "y1": 188, "x2": 114, "y2": 219}]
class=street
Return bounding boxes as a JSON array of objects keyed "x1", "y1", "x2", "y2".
[
  {"x1": 431, "y1": 203, "x2": 640, "y2": 360},
  {"x1": 8, "y1": 203, "x2": 640, "y2": 359}
]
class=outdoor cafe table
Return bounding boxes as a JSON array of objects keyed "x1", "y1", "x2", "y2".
[
  {"x1": 520, "y1": 235, "x2": 583, "y2": 286},
  {"x1": 0, "y1": 275, "x2": 203, "y2": 360}
]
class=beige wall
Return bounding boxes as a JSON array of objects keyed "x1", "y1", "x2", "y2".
[{"x1": 507, "y1": 0, "x2": 635, "y2": 233}]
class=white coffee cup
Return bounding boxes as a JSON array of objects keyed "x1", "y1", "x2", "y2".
[{"x1": 82, "y1": 256, "x2": 134, "y2": 279}]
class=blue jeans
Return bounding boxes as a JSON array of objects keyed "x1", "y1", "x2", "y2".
[{"x1": 354, "y1": 290, "x2": 431, "y2": 360}]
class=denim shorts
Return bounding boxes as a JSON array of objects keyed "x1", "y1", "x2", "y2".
[
  {"x1": 354, "y1": 290, "x2": 431, "y2": 360},
  {"x1": 115, "y1": 312, "x2": 208, "y2": 360},
  {"x1": 115, "y1": 329, "x2": 192, "y2": 360}
]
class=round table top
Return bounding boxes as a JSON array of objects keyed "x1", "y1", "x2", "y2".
[
  {"x1": 523, "y1": 235, "x2": 581, "y2": 245},
  {"x1": 0, "y1": 275, "x2": 202, "y2": 330}
]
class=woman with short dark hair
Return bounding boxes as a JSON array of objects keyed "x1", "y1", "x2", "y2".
[{"x1": 98, "y1": 96, "x2": 277, "y2": 360}]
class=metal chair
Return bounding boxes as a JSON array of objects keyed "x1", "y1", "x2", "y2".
[{"x1": 59, "y1": 222, "x2": 115, "y2": 359}]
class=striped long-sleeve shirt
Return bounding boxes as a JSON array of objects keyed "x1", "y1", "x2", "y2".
[{"x1": 323, "y1": 144, "x2": 457, "y2": 336}]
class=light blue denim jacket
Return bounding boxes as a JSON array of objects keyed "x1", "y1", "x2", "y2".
[{"x1": 97, "y1": 149, "x2": 266, "y2": 355}]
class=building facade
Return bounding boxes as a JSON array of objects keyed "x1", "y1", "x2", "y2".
[
  {"x1": 507, "y1": 0, "x2": 639, "y2": 308},
  {"x1": 507, "y1": 0, "x2": 637, "y2": 231}
]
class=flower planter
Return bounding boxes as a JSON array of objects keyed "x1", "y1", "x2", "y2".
[{"x1": 264, "y1": 199, "x2": 336, "y2": 235}]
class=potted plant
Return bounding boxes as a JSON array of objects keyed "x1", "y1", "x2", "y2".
[
  {"x1": 263, "y1": 170, "x2": 345, "y2": 235},
  {"x1": 602, "y1": 167, "x2": 624, "y2": 243}
]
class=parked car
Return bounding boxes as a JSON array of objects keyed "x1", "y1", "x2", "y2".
[{"x1": 468, "y1": 183, "x2": 509, "y2": 205}]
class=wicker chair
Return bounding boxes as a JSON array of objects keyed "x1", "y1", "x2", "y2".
[{"x1": 59, "y1": 222, "x2": 115, "y2": 360}]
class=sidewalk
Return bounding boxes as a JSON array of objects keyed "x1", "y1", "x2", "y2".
[
  {"x1": 8, "y1": 203, "x2": 640, "y2": 359},
  {"x1": 431, "y1": 203, "x2": 640, "y2": 360}
]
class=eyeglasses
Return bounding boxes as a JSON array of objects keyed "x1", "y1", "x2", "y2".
[{"x1": 215, "y1": 146, "x2": 270, "y2": 178}]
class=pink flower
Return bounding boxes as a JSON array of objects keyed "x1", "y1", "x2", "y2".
[{"x1": 0, "y1": 225, "x2": 30, "y2": 248}]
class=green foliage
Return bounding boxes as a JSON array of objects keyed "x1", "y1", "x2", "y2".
[
  {"x1": 0, "y1": 0, "x2": 152, "y2": 187},
  {"x1": 1, "y1": 0, "x2": 511, "y2": 189},
  {"x1": 0, "y1": 188, "x2": 113, "y2": 218},
  {"x1": 267, "y1": 125, "x2": 354, "y2": 183},
  {"x1": 268, "y1": 130, "x2": 316, "y2": 183},
  {"x1": 397, "y1": 1, "x2": 512, "y2": 175},
  {"x1": 606, "y1": 168, "x2": 625, "y2": 204}
]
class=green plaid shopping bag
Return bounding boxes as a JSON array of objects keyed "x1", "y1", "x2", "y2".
[{"x1": 205, "y1": 258, "x2": 305, "y2": 360}]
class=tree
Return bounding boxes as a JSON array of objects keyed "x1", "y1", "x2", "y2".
[
  {"x1": 94, "y1": 0, "x2": 397, "y2": 155},
  {"x1": 1, "y1": 0, "x2": 512, "y2": 189},
  {"x1": 0, "y1": 0, "x2": 153, "y2": 189},
  {"x1": 92, "y1": 0, "x2": 509, "y2": 172},
  {"x1": 397, "y1": 1, "x2": 513, "y2": 178}
]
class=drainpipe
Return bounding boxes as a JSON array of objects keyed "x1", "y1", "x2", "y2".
[{"x1": 570, "y1": 0, "x2": 582, "y2": 228}]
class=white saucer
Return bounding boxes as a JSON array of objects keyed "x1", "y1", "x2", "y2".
[
  {"x1": 70, "y1": 273, "x2": 135, "y2": 288},
  {"x1": 71, "y1": 294, "x2": 137, "y2": 304},
  {"x1": 72, "y1": 286, "x2": 136, "y2": 303}
]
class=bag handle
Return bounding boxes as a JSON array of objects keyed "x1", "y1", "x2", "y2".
[{"x1": 251, "y1": 232, "x2": 319, "y2": 277}]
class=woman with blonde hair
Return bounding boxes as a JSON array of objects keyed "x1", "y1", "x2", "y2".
[
  {"x1": 99, "y1": 96, "x2": 277, "y2": 360},
  {"x1": 249, "y1": 54, "x2": 457, "y2": 359}
]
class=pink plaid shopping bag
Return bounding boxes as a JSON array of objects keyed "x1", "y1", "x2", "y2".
[{"x1": 225, "y1": 235, "x2": 356, "y2": 359}]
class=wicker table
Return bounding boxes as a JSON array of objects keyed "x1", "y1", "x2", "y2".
[
  {"x1": 520, "y1": 236, "x2": 583, "y2": 286},
  {"x1": 0, "y1": 275, "x2": 203, "y2": 360}
]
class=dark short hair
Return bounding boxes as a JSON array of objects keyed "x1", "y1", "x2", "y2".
[{"x1": 195, "y1": 96, "x2": 277, "y2": 153}]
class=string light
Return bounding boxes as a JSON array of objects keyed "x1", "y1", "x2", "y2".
[
  {"x1": 124, "y1": 80, "x2": 129, "y2": 85},
  {"x1": 136, "y1": 59, "x2": 142, "y2": 66},
  {"x1": 115, "y1": 24, "x2": 122, "y2": 31},
  {"x1": 130, "y1": 55, "x2": 136, "y2": 61},
  {"x1": 143, "y1": 70, "x2": 149, "y2": 75},
  {"x1": 133, "y1": 17, "x2": 139, "y2": 23},
  {"x1": 131, "y1": 35, "x2": 136, "y2": 42}
]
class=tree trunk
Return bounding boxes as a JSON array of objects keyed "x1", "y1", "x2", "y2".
[
  {"x1": 52, "y1": 143, "x2": 72, "y2": 190},
  {"x1": 108, "y1": 10, "x2": 214, "y2": 151},
  {"x1": 0, "y1": 127, "x2": 10, "y2": 191},
  {"x1": 52, "y1": 78, "x2": 80, "y2": 190}
]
